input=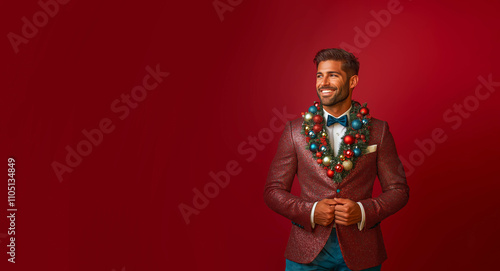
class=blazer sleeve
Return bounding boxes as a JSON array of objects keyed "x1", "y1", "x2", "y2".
[
  {"x1": 263, "y1": 120, "x2": 315, "y2": 232},
  {"x1": 359, "y1": 121, "x2": 410, "y2": 230}
]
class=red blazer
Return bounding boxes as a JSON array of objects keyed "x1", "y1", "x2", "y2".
[{"x1": 264, "y1": 116, "x2": 409, "y2": 271}]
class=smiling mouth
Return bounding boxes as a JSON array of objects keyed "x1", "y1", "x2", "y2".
[{"x1": 320, "y1": 88, "x2": 335, "y2": 96}]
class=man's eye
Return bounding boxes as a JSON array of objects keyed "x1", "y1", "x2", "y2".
[
  {"x1": 317, "y1": 75, "x2": 322, "y2": 78},
  {"x1": 330, "y1": 74, "x2": 337, "y2": 77}
]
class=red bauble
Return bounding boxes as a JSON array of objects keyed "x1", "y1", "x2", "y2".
[
  {"x1": 334, "y1": 163, "x2": 344, "y2": 173},
  {"x1": 360, "y1": 107, "x2": 369, "y2": 115},
  {"x1": 360, "y1": 134, "x2": 365, "y2": 140},
  {"x1": 356, "y1": 113, "x2": 362, "y2": 118},
  {"x1": 355, "y1": 134, "x2": 360, "y2": 139},
  {"x1": 343, "y1": 135, "x2": 355, "y2": 145},
  {"x1": 314, "y1": 102, "x2": 320, "y2": 107},
  {"x1": 313, "y1": 115, "x2": 323, "y2": 124},
  {"x1": 312, "y1": 124, "x2": 323, "y2": 133},
  {"x1": 301, "y1": 112, "x2": 305, "y2": 116},
  {"x1": 316, "y1": 152, "x2": 322, "y2": 158},
  {"x1": 306, "y1": 137, "x2": 310, "y2": 143},
  {"x1": 327, "y1": 169, "x2": 335, "y2": 178},
  {"x1": 317, "y1": 159, "x2": 322, "y2": 164},
  {"x1": 345, "y1": 149, "x2": 354, "y2": 158}
]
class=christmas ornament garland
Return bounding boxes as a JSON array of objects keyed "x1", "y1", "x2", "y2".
[{"x1": 301, "y1": 100, "x2": 372, "y2": 183}]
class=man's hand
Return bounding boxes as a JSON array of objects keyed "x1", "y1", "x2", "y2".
[
  {"x1": 314, "y1": 199, "x2": 337, "y2": 226},
  {"x1": 333, "y1": 198, "x2": 361, "y2": 226}
]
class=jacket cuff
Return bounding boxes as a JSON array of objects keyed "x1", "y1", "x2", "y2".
[
  {"x1": 310, "y1": 201, "x2": 319, "y2": 229},
  {"x1": 358, "y1": 198, "x2": 379, "y2": 230},
  {"x1": 291, "y1": 201, "x2": 315, "y2": 232},
  {"x1": 356, "y1": 202, "x2": 366, "y2": 231}
]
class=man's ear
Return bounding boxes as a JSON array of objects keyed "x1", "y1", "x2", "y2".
[{"x1": 349, "y1": 75, "x2": 359, "y2": 89}]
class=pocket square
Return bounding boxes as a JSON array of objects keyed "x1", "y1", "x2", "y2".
[{"x1": 363, "y1": 144, "x2": 377, "y2": 154}]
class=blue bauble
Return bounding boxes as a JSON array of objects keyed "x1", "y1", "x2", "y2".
[
  {"x1": 362, "y1": 118, "x2": 369, "y2": 125},
  {"x1": 320, "y1": 145, "x2": 328, "y2": 152},
  {"x1": 310, "y1": 143, "x2": 318, "y2": 151},
  {"x1": 308, "y1": 106, "x2": 318, "y2": 114},
  {"x1": 308, "y1": 131, "x2": 316, "y2": 139},
  {"x1": 353, "y1": 147, "x2": 362, "y2": 157},
  {"x1": 351, "y1": 119, "x2": 362, "y2": 130}
]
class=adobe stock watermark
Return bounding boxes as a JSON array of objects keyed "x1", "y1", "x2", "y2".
[
  {"x1": 398, "y1": 74, "x2": 499, "y2": 177},
  {"x1": 51, "y1": 64, "x2": 169, "y2": 183},
  {"x1": 340, "y1": 0, "x2": 411, "y2": 55},
  {"x1": 213, "y1": 0, "x2": 243, "y2": 22},
  {"x1": 7, "y1": 0, "x2": 71, "y2": 54},
  {"x1": 179, "y1": 107, "x2": 297, "y2": 224}
]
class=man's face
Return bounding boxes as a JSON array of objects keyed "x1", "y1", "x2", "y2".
[{"x1": 316, "y1": 60, "x2": 351, "y2": 107}]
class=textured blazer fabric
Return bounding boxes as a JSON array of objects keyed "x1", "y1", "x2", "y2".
[{"x1": 264, "y1": 116, "x2": 409, "y2": 271}]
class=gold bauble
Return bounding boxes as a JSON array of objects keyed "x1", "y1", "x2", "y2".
[
  {"x1": 304, "y1": 113, "x2": 313, "y2": 121},
  {"x1": 342, "y1": 160, "x2": 353, "y2": 171},
  {"x1": 305, "y1": 126, "x2": 310, "y2": 132},
  {"x1": 322, "y1": 156, "x2": 332, "y2": 166},
  {"x1": 321, "y1": 132, "x2": 328, "y2": 138},
  {"x1": 339, "y1": 155, "x2": 345, "y2": 161}
]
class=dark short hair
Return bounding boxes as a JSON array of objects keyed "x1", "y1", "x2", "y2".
[{"x1": 313, "y1": 48, "x2": 360, "y2": 77}]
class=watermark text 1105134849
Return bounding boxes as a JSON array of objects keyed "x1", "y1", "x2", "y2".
[{"x1": 7, "y1": 157, "x2": 17, "y2": 263}]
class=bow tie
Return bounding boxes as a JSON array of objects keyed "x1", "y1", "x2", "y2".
[{"x1": 327, "y1": 115, "x2": 348, "y2": 127}]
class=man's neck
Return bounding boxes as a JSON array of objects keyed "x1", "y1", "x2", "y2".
[{"x1": 323, "y1": 99, "x2": 352, "y2": 117}]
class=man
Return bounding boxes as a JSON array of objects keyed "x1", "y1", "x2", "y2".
[{"x1": 263, "y1": 48, "x2": 409, "y2": 271}]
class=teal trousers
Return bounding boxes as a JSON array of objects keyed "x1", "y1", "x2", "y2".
[{"x1": 285, "y1": 228, "x2": 382, "y2": 271}]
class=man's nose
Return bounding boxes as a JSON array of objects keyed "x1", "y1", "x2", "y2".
[{"x1": 321, "y1": 77, "x2": 330, "y2": 87}]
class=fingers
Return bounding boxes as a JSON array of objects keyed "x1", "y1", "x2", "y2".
[
  {"x1": 316, "y1": 202, "x2": 335, "y2": 213},
  {"x1": 322, "y1": 199, "x2": 337, "y2": 205},
  {"x1": 334, "y1": 211, "x2": 353, "y2": 223},
  {"x1": 335, "y1": 214, "x2": 355, "y2": 225},
  {"x1": 326, "y1": 218, "x2": 335, "y2": 226},
  {"x1": 323, "y1": 203, "x2": 335, "y2": 209},
  {"x1": 317, "y1": 198, "x2": 358, "y2": 228},
  {"x1": 334, "y1": 210, "x2": 361, "y2": 226},
  {"x1": 334, "y1": 197, "x2": 354, "y2": 204},
  {"x1": 334, "y1": 213, "x2": 348, "y2": 221},
  {"x1": 334, "y1": 204, "x2": 348, "y2": 212},
  {"x1": 333, "y1": 197, "x2": 347, "y2": 204},
  {"x1": 315, "y1": 208, "x2": 335, "y2": 226},
  {"x1": 321, "y1": 215, "x2": 358, "y2": 227},
  {"x1": 334, "y1": 219, "x2": 350, "y2": 226},
  {"x1": 318, "y1": 216, "x2": 335, "y2": 227},
  {"x1": 335, "y1": 217, "x2": 350, "y2": 225},
  {"x1": 334, "y1": 211, "x2": 347, "y2": 219}
]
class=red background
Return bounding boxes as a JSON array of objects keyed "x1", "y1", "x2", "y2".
[{"x1": 1, "y1": 0, "x2": 500, "y2": 270}]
